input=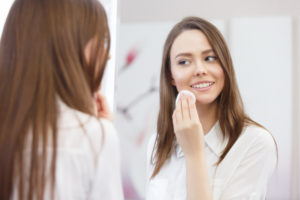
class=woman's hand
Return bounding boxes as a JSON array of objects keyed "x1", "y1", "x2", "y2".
[
  {"x1": 173, "y1": 93, "x2": 212, "y2": 200},
  {"x1": 172, "y1": 93, "x2": 205, "y2": 159},
  {"x1": 94, "y1": 92, "x2": 114, "y2": 121}
]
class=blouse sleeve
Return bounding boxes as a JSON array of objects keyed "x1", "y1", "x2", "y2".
[{"x1": 218, "y1": 129, "x2": 277, "y2": 200}]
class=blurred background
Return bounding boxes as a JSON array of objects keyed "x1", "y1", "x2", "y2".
[{"x1": 0, "y1": 0, "x2": 299, "y2": 199}]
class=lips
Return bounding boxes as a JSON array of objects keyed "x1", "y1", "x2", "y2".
[{"x1": 191, "y1": 81, "x2": 215, "y2": 89}]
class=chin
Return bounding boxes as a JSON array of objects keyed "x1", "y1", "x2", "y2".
[{"x1": 195, "y1": 97, "x2": 218, "y2": 106}]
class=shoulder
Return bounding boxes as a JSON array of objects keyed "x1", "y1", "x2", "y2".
[
  {"x1": 231, "y1": 124, "x2": 278, "y2": 167},
  {"x1": 58, "y1": 100, "x2": 116, "y2": 136},
  {"x1": 57, "y1": 102, "x2": 119, "y2": 151},
  {"x1": 79, "y1": 115, "x2": 119, "y2": 150},
  {"x1": 215, "y1": 124, "x2": 278, "y2": 199},
  {"x1": 240, "y1": 124, "x2": 276, "y2": 152},
  {"x1": 222, "y1": 124, "x2": 277, "y2": 168},
  {"x1": 218, "y1": 124, "x2": 277, "y2": 179}
]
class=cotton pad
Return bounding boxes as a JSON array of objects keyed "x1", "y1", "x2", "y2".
[{"x1": 175, "y1": 90, "x2": 196, "y2": 105}]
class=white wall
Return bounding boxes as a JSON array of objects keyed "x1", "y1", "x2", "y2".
[
  {"x1": 0, "y1": 1, "x2": 14, "y2": 37},
  {"x1": 99, "y1": 0, "x2": 118, "y2": 110},
  {"x1": 291, "y1": 16, "x2": 300, "y2": 200},
  {"x1": 119, "y1": 0, "x2": 300, "y2": 23}
]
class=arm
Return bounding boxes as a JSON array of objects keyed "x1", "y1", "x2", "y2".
[
  {"x1": 185, "y1": 150, "x2": 212, "y2": 200},
  {"x1": 172, "y1": 93, "x2": 212, "y2": 200}
]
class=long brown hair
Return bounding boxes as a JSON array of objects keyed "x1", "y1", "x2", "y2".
[
  {"x1": 152, "y1": 17, "x2": 264, "y2": 177},
  {"x1": 0, "y1": 0, "x2": 110, "y2": 199}
]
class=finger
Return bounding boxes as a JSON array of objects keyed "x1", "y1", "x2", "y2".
[
  {"x1": 180, "y1": 94, "x2": 190, "y2": 120},
  {"x1": 187, "y1": 94, "x2": 199, "y2": 121},
  {"x1": 96, "y1": 92, "x2": 105, "y2": 107},
  {"x1": 95, "y1": 92, "x2": 114, "y2": 121},
  {"x1": 96, "y1": 92, "x2": 110, "y2": 113},
  {"x1": 175, "y1": 105, "x2": 182, "y2": 122},
  {"x1": 98, "y1": 113, "x2": 114, "y2": 121},
  {"x1": 176, "y1": 92, "x2": 181, "y2": 109},
  {"x1": 172, "y1": 110, "x2": 177, "y2": 123},
  {"x1": 94, "y1": 92, "x2": 101, "y2": 108},
  {"x1": 172, "y1": 111, "x2": 178, "y2": 132}
]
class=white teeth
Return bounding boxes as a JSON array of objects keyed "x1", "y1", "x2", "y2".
[{"x1": 192, "y1": 82, "x2": 213, "y2": 89}]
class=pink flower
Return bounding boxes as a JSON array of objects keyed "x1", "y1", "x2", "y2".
[{"x1": 126, "y1": 48, "x2": 138, "y2": 66}]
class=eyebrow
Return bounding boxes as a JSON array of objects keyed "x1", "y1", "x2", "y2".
[{"x1": 175, "y1": 49, "x2": 214, "y2": 59}]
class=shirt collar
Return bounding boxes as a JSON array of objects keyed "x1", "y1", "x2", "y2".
[{"x1": 175, "y1": 121, "x2": 228, "y2": 158}]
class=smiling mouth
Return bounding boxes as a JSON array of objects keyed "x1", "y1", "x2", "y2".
[{"x1": 191, "y1": 82, "x2": 214, "y2": 89}]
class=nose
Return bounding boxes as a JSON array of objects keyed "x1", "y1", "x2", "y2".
[{"x1": 195, "y1": 60, "x2": 208, "y2": 76}]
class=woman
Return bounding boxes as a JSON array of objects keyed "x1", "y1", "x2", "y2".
[
  {"x1": 0, "y1": 0, "x2": 123, "y2": 199},
  {"x1": 146, "y1": 17, "x2": 277, "y2": 200}
]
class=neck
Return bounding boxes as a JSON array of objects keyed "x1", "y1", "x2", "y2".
[{"x1": 196, "y1": 101, "x2": 218, "y2": 135}]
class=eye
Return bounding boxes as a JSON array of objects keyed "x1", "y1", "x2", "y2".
[
  {"x1": 205, "y1": 56, "x2": 217, "y2": 62},
  {"x1": 178, "y1": 60, "x2": 191, "y2": 65}
]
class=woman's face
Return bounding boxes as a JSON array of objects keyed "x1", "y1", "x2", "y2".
[{"x1": 170, "y1": 29, "x2": 225, "y2": 106}]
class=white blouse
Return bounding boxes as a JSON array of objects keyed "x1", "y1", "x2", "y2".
[
  {"x1": 13, "y1": 100, "x2": 124, "y2": 200},
  {"x1": 146, "y1": 122, "x2": 277, "y2": 200}
]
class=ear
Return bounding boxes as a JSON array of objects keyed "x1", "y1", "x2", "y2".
[
  {"x1": 84, "y1": 38, "x2": 98, "y2": 65},
  {"x1": 168, "y1": 72, "x2": 176, "y2": 86},
  {"x1": 171, "y1": 78, "x2": 176, "y2": 86}
]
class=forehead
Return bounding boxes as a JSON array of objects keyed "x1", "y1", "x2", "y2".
[{"x1": 170, "y1": 29, "x2": 212, "y2": 57}]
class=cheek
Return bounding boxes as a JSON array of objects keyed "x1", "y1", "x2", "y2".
[
  {"x1": 171, "y1": 67, "x2": 191, "y2": 87},
  {"x1": 214, "y1": 67, "x2": 225, "y2": 89},
  {"x1": 173, "y1": 73, "x2": 186, "y2": 83},
  {"x1": 171, "y1": 72, "x2": 189, "y2": 89}
]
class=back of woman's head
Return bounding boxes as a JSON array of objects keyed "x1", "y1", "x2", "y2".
[
  {"x1": 0, "y1": 0, "x2": 110, "y2": 113},
  {"x1": 0, "y1": 0, "x2": 110, "y2": 199}
]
